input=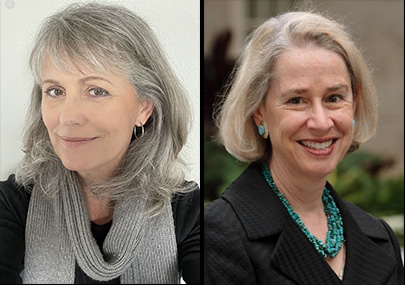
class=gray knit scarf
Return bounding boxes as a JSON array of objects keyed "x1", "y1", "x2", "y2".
[{"x1": 22, "y1": 171, "x2": 179, "y2": 283}]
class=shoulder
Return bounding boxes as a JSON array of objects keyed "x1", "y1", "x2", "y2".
[
  {"x1": 0, "y1": 174, "x2": 30, "y2": 202},
  {"x1": 204, "y1": 198, "x2": 241, "y2": 240},
  {"x1": 171, "y1": 181, "x2": 200, "y2": 208},
  {"x1": 204, "y1": 164, "x2": 254, "y2": 236},
  {"x1": 204, "y1": 197, "x2": 246, "y2": 245},
  {"x1": 204, "y1": 197, "x2": 234, "y2": 221},
  {"x1": 206, "y1": 163, "x2": 287, "y2": 240},
  {"x1": 342, "y1": 198, "x2": 403, "y2": 263},
  {"x1": 218, "y1": 162, "x2": 268, "y2": 209},
  {"x1": 343, "y1": 200, "x2": 392, "y2": 240},
  {"x1": 342, "y1": 199, "x2": 404, "y2": 279},
  {"x1": 204, "y1": 196, "x2": 256, "y2": 284},
  {"x1": 0, "y1": 174, "x2": 30, "y2": 195},
  {"x1": 344, "y1": 200, "x2": 381, "y2": 225},
  {"x1": 0, "y1": 174, "x2": 30, "y2": 225},
  {"x1": 171, "y1": 183, "x2": 200, "y2": 283},
  {"x1": 0, "y1": 175, "x2": 30, "y2": 283},
  {"x1": 204, "y1": 197, "x2": 238, "y2": 237},
  {"x1": 171, "y1": 182, "x2": 200, "y2": 244},
  {"x1": 171, "y1": 182, "x2": 200, "y2": 223},
  {"x1": 225, "y1": 162, "x2": 263, "y2": 192}
]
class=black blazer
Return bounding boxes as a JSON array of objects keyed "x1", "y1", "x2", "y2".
[{"x1": 204, "y1": 163, "x2": 404, "y2": 285}]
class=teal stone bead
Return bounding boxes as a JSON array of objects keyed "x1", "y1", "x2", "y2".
[{"x1": 261, "y1": 163, "x2": 345, "y2": 258}]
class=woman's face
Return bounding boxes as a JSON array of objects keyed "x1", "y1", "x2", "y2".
[
  {"x1": 254, "y1": 46, "x2": 356, "y2": 178},
  {"x1": 41, "y1": 56, "x2": 153, "y2": 182}
]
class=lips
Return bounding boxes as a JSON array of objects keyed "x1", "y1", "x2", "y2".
[
  {"x1": 59, "y1": 136, "x2": 97, "y2": 148},
  {"x1": 60, "y1": 136, "x2": 95, "y2": 141},
  {"x1": 298, "y1": 139, "x2": 337, "y2": 150},
  {"x1": 297, "y1": 138, "x2": 338, "y2": 156}
]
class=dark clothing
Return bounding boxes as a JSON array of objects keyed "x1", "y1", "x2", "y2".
[
  {"x1": 204, "y1": 163, "x2": 404, "y2": 285},
  {"x1": 0, "y1": 175, "x2": 200, "y2": 284}
]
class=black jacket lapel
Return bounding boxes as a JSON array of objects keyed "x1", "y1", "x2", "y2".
[
  {"x1": 332, "y1": 190, "x2": 397, "y2": 284},
  {"x1": 271, "y1": 217, "x2": 342, "y2": 285}
]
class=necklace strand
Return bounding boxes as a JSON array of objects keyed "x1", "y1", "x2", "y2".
[{"x1": 261, "y1": 164, "x2": 345, "y2": 258}]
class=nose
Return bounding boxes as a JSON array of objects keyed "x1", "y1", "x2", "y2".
[
  {"x1": 59, "y1": 95, "x2": 87, "y2": 127},
  {"x1": 307, "y1": 103, "x2": 333, "y2": 132}
]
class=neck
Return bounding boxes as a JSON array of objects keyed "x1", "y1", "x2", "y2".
[
  {"x1": 77, "y1": 168, "x2": 112, "y2": 190},
  {"x1": 83, "y1": 188, "x2": 114, "y2": 225},
  {"x1": 77, "y1": 173, "x2": 114, "y2": 225},
  {"x1": 269, "y1": 159, "x2": 327, "y2": 214}
]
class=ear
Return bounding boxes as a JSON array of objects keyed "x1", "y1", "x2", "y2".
[
  {"x1": 136, "y1": 100, "x2": 154, "y2": 126},
  {"x1": 253, "y1": 104, "x2": 266, "y2": 127}
]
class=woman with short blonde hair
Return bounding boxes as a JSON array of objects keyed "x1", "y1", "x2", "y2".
[
  {"x1": 217, "y1": 11, "x2": 377, "y2": 163},
  {"x1": 206, "y1": 11, "x2": 402, "y2": 284}
]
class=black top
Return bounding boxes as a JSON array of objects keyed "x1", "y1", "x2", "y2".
[
  {"x1": 0, "y1": 175, "x2": 200, "y2": 284},
  {"x1": 204, "y1": 163, "x2": 404, "y2": 285}
]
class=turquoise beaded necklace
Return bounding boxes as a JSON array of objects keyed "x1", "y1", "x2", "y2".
[{"x1": 261, "y1": 163, "x2": 345, "y2": 258}]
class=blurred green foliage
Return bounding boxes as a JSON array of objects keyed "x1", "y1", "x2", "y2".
[
  {"x1": 328, "y1": 151, "x2": 404, "y2": 218},
  {"x1": 204, "y1": 138, "x2": 248, "y2": 203},
  {"x1": 204, "y1": 137, "x2": 404, "y2": 246}
]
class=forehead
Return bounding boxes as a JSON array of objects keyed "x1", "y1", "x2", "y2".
[
  {"x1": 272, "y1": 46, "x2": 351, "y2": 90},
  {"x1": 41, "y1": 54, "x2": 127, "y2": 82}
]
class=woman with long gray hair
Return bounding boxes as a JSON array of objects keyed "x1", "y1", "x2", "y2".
[{"x1": 0, "y1": 2, "x2": 199, "y2": 284}]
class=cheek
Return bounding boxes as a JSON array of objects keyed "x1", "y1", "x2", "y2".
[
  {"x1": 108, "y1": 119, "x2": 133, "y2": 138},
  {"x1": 332, "y1": 110, "x2": 354, "y2": 132},
  {"x1": 268, "y1": 111, "x2": 307, "y2": 137},
  {"x1": 41, "y1": 103, "x2": 58, "y2": 131},
  {"x1": 100, "y1": 108, "x2": 135, "y2": 141}
]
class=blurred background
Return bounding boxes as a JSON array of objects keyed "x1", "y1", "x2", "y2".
[{"x1": 204, "y1": 0, "x2": 404, "y2": 253}]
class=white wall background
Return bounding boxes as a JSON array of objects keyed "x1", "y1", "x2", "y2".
[{"x1": 0, "y1": 0, "x2": 200, "y2": 185}]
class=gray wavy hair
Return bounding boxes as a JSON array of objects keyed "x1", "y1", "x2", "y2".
[
  {"x1": 16, "y1": 2, "x2": 195, "y2": 215},
  {"x1": 216, "y1": 11, "x2": 378, "y2": 162}
]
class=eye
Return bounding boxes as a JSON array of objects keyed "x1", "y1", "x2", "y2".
[
  {"x1": 327, "y1": 94, "x2": 344, "y2": 103},
  {"x1": 287, "y1": 97, "x2": 303, "y2": 104},
  {"x1": 89, "y1": 87, "x2": 110, "y2": 97},
  {"x1": 44, "y1": 87, "x2": 65, "y2": 97}
]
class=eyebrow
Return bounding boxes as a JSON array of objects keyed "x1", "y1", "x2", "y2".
[
  {"x1": 42, "y1": 76, "x2": 114, "y2": 86},
  {"x1": 281, "y1": 83, "x2": 349, "y2": 97}
]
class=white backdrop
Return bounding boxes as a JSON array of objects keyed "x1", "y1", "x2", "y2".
[{"x1": 0, "y1": 0, "x2": 200, "y2": 185}]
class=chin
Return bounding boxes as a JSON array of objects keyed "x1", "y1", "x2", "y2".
[
  {"x1": 59, "y1": 156, "x2": 89, "y2": 172},
  {"x1": 61, "y1": 162, "x2": 83, "y2": 172},
  {"x1": 310, "y1": 170, "x2": 334, "y2": 178},
  {"x1": 303, "y1": 163, "x2": 337, "y2": 178}
]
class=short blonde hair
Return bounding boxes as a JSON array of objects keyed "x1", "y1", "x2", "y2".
[{"x1": 216, "y1": 11, "x2": 378, "y2": 162}]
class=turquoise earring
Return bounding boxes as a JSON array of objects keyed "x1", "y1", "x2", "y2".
[
  {"x1": 258, "y1": 121, "x2": 269, "y2": 139},
  {"x1": 353, "y1": 119, "x2": 356, "y2": 127},
  {"x1": 258, "y1": 125, "x2": 265, "y2": 136}
]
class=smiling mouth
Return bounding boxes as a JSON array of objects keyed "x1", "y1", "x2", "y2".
[
  {"x1": 59, "y1": 136, "x2": 97, "y2": 148},
  {"x1": 60, "y1": 136, "x2": 96, "y2": 141},
  {"x1": 298, "y1": 139, "x2": 337, "y2": 150}
]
